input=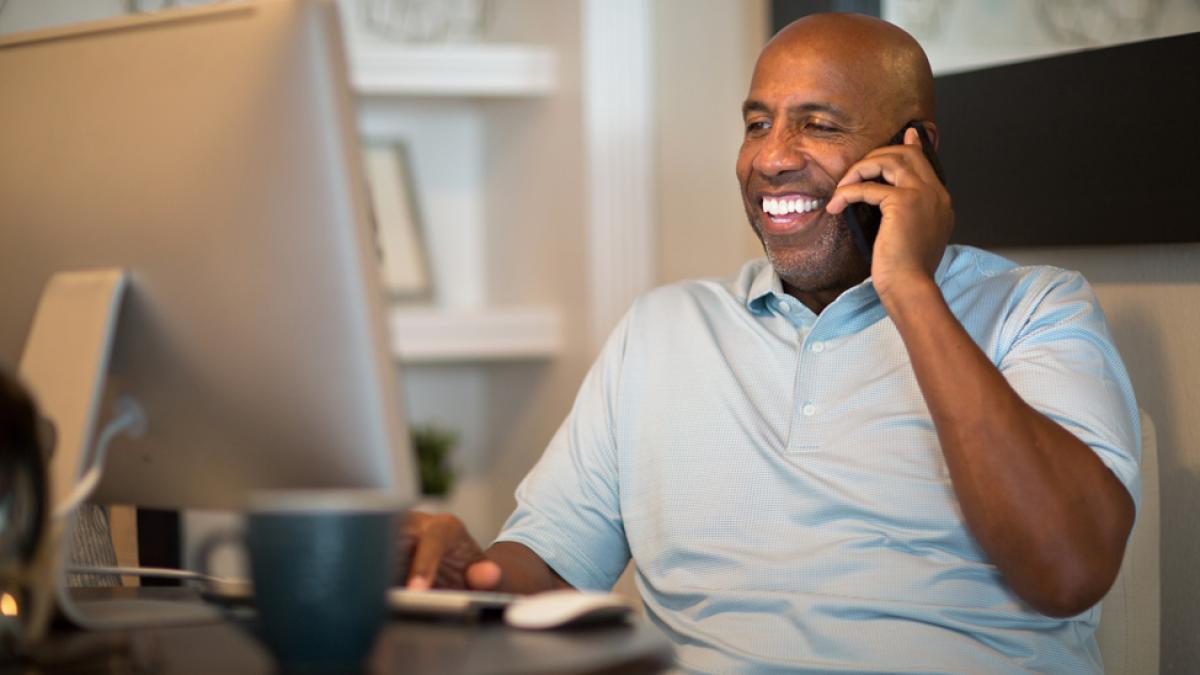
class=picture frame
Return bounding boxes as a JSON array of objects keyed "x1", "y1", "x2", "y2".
[{"x1": 361, "y1": 142, "x2": 432, "y2": 299}]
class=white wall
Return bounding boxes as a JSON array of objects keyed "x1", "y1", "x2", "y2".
[
  {"x1": 472, "y1": 0, "x2": 591, "y2": 537},
  {"x1": 0, "y1": 0, "x2": 123, "y2": 34},
  {"x1": 653, "y1": 0, "x2": 766, "y2": 285}
]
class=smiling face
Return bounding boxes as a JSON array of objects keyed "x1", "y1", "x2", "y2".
[{"x1": 736, "y1": 14, "x2": 934, "y2": 303}]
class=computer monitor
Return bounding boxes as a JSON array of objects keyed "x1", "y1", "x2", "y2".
[{"x1": 0, "y1": 0, "x2": 418, "y2": 513}]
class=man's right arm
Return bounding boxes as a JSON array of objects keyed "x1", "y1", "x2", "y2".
[
  {"x1": 401, "y1": 310, "x2": 637, "y2": 595},
  {"x1": 485, "y1": 541, "x2": 573, "y2": 593},
  {"x1": 401, "y1": 511, "x2": 572, "y2": 594}
]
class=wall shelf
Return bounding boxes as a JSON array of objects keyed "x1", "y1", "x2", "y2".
[
  {"x1": 389, "y1": 306, "x2": 563, "y2": 363},
  {"x1": 349, "y1": 44, "x2": 557, "y2": 97}
]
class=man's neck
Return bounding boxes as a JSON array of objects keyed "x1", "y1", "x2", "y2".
[
  {"x1": 782, "y1": 264, "x2": 871, "y2": 314},
  {"x1": 775, "y1": 249, "x2": 871, "y2": 315},
  {"x1": 781, "y1": 284, "x2": 848, "y2": 315}
]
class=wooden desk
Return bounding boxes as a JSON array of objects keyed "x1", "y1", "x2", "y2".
[{"x1": 21, "y1": 588, "x2": 675, "y2": 674}]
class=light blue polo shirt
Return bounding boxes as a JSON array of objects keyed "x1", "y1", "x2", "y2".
[{"x1": 497, "y1": 245, "x2": 1140, "y2": 674}]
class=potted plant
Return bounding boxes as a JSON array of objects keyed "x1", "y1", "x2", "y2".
[{"x1": 410, "y1": 423, "x2": 458, "y2": 499}]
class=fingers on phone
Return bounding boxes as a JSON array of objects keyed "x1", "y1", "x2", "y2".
[
  {"x1": 828, "y1": 181, "x2": 891, "y2": 213},
  {"x1": 841, "y1": 149, "x2": 936, "y2": 195},
  {"x1": 837, "y1": 150, "x2": 906, "y2": 189}
]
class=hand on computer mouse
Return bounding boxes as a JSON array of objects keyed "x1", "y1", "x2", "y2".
[{"x1": 398, "y1": 511, "x2": 502, "y2": 591}]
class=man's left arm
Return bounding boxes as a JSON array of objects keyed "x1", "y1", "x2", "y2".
[{"x1": 829, "y1": 128, "x2": 1136, "y2": 618}]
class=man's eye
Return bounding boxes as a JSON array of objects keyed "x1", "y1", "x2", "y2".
[
  {"x1": 745, "y1": 119, "x2": 770, "y2": 135},
  {"x1": 807, "y1": 122, "x2": 840, "y2": 133}
]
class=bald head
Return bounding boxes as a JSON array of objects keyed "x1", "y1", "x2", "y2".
[
  {"x1": 758, "y1": 13, "x2": 935, "y2": 126},
  {"x1": 735, "y1": 14, "x2": 939, "y2": 306}
]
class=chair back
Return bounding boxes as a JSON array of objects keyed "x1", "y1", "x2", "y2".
[{"x1": 1095, "y1": 408, "x2": 1160, "y2": 674}]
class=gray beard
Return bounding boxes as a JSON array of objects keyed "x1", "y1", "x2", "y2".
[{"x1": 758, "y1": 213, "x2": 867, "y2": 295}]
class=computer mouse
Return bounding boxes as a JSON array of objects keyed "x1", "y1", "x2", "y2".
[{"x1": 503, "y1": 590, "x2": 632, "y2": 630}]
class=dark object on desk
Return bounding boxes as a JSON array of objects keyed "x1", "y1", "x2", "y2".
[
  {"x1": 0, "y1": 371, "x2": 50, "y2": 654},
  {"x1": 934, "y1": 31, "x2": 1198, "y2": 247},
  {"x1": 1, "y1": 369, "x2": 121, "y2": 591},
  {"x1": 0, "y1": 370, "x2": 46, "y2": 567},
  {"x1": 0, "y1": 375, "x2": 123, "y2": 590}
]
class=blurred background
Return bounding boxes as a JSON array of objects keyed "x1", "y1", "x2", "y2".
[{"x1": 2, "y1": 1, "x2": 1197, "y2": 671}]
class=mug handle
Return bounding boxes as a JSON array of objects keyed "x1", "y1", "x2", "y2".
[{"x1": 191, "y1": 528, "x2": 252, "y2": 602}]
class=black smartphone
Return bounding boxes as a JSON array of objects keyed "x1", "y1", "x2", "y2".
[{"x1": 843, "y1": 121, "x2": 946, "y2": 265}]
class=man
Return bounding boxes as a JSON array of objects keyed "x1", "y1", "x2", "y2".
[{"x1": 402, "y1": 14, "x2": 1140, "y2": 673}]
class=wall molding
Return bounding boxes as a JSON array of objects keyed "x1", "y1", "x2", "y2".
[{"x1": 582, "y1": 0, "x2": 656, "y2": 350}]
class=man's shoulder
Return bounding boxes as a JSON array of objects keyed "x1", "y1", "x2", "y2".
[
  {"x1": 939, "y1": 246, "x2": 1102, "y2": 336},
  {"x1": 941, "y1": 245, "x2": 1086, "y2": 295},
  {"x1": 632, "y1": 259, "x2": 764, "y2": 314}
]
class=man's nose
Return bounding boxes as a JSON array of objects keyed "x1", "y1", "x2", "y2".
[{"x1": 754, "y1": 129, "x2": 809, "y2": 177}]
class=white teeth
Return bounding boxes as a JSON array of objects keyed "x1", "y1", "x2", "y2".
[{"x1": 761, "y1": 196, "x2": 823, "y2": 216}]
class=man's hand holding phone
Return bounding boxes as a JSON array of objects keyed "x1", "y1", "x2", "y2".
[{"x1": 826, "y1": 125, "x2": 954, "y2": 306}]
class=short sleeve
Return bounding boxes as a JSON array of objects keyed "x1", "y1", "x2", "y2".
[
  {"x1": 493, "y1": 315, "x2": 632, "y2": 591},
  {"x1": 997, "y1": 270, "x2": 1141, "y2": 508}
]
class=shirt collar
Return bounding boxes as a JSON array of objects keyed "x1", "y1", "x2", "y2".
[
  {"x1": 744, "y1": 259, "x2": 874, "y2": 321},
  {"x1": 741, "y1": 248, "x2": 956, "y2": 327},
  {"x1": 745, "y1": 261, "x2": 784, "y2": 316}
]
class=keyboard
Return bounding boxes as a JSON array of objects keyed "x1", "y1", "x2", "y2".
[{"x1": 387, "y1": 588, "x2": 520, "y2": 619}]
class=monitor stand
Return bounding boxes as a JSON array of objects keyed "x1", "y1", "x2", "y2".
[{"x1": 16, "y1": 269, "x2": 221, "y2": 638}]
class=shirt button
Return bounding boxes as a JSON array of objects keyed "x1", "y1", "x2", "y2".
[
  {"x1": 777, "y1": 300, "x2": 791, "y2": 314},
  {"x1": 810, "y1": 341, "x2": 825, "y2": 353},
  {"x1": 802, "y1": 403, "x2": 816, "y2": 416}
]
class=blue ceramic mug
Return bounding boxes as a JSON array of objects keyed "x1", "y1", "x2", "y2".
[{"x1": 204, "y1": 489, "x2": 403, "y2": 673}]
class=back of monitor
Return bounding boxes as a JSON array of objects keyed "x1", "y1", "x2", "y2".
[{"x1": 0, "y1": 0, "x2": 417, "y2": 510}]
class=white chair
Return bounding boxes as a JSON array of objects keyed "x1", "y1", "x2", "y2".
[{"x1": 1095, "y1": 409, "x2": 1160, "y2": 674}]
